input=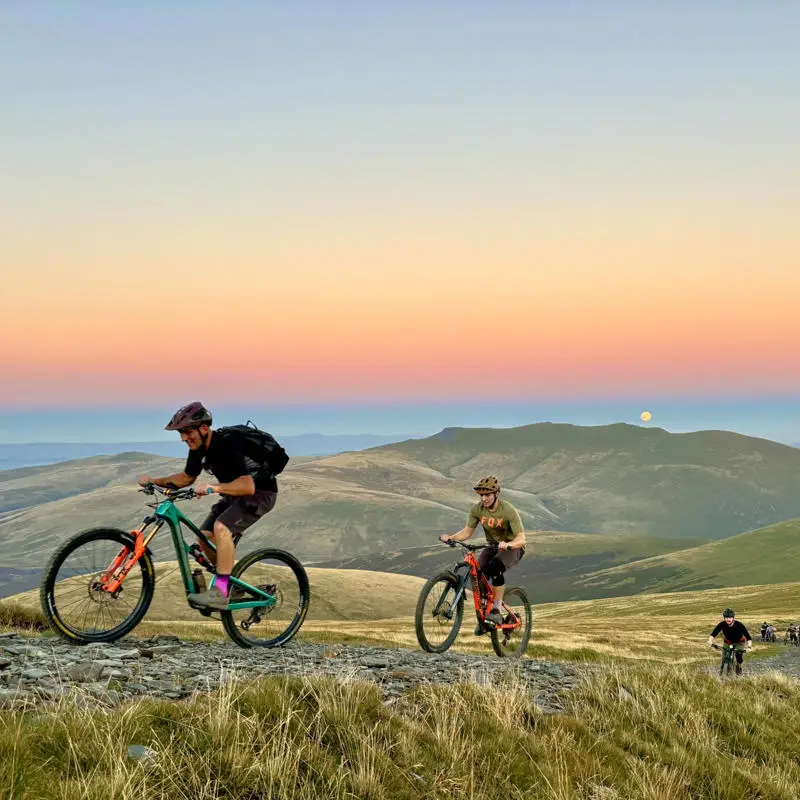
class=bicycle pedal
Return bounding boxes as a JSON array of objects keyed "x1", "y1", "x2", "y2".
[{"x1": 189, "y1": 600, "x2": 219, "y2": 617}]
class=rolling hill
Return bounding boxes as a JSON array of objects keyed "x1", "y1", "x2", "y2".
[
  {"x1": 314, "y1": 531, "x2": 706, "y2": 604},
  {"x1": 5, "y1": 562, "x2": 426, "y2": 623},
  {"x1": 573, "y1": 518, "x2": 800, "y2": 595},
  {"x1": 3, "y1": 422, "x2": 800, "y2": 579}
]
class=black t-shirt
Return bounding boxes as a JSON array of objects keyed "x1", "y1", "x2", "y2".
[
  {"x1": 184, "y1": 431, "x2": 277, "y2": 492},
  {"x1": 710, "y1": 620, "x2": 751, "y2": 644}
]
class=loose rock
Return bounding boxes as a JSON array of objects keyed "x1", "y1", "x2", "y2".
[{"x1": 0, "y1": 633, "x2": 584, "y2": 711}]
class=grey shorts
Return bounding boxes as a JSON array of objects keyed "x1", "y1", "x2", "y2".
[
  {"x1": 199, "y1": 490, "x2": 277, "y2": 541},
  {"x1": 478, "y1": 545, "x2": 524, "y2": 586}
]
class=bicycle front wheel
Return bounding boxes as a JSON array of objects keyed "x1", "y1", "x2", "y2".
[
  {"x1": 414, "y1": 571, "x2": 464, "y2": 653},
  {"x1": 491, "y1": 587, "x2": 532, "y2": 658},
  {"x1": 719, "y1": 651, "x2": 732, "y2": 677},
  {"x1": 40, "y1": 528, "x2": 155, "y2": 644},
  {"x1": 221, "y1": 549, "x2": 310, "y2": 648}
]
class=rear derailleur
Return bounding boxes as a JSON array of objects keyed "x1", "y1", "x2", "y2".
[{"x1": 240, "y1": 584, "x2": 278, "y2": 630}]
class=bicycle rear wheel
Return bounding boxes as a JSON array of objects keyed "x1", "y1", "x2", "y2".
[
  {"x1": 40, "y1": 528, "x2": 155, "y2": 644},
  {"x1": 491, "y1": 587, "x2": 532, "y2": 658},
  {"x1": 221, "y1": 549, "x2": 310, "y2": 648},
  {"x1": 414, "y1": 571, "x2": 464, "y2": 653}
]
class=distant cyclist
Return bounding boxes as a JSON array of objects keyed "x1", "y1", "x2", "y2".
[
  {"x1": 786, "y1": 623, "x2": 799, "y2": 645},
  {"x1": 439, "y1": 476, "x2": 526, "y2": 631},
  {"x1": 707, "y1": 608, "x2": 752, "y2": 675},
  {"x1": 137, "y1": 402, "x2": 278, "y2": 610},
  {"x1": 760, "y1": 622, "x2": 768, "y2": 642}
]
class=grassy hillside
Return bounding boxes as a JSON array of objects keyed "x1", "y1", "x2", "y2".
[
  {"x1": 6, "y1": 562, "x2": 425, "y2": 624},
  {"x1": 576, "y1": 518, "x2": 800, "y2": 595},
  {"x1": 3, "y1": 422, "x2": 800, "y2": 568},
  {"x1": 8, "y1": 570, "x2": 798, "y2": 666},
  {"x1": 314, "y1": 530, "x2": 706, "y2": 604},
  {"x1": 295, "y1": 579, "x2": 800, "y2": 663},
  {"x1": 3, "y1": 661, "x2": 800, "y2": 800},
  {"x1": 4, "y1": 579, "x2": 800, "y2": 799}
]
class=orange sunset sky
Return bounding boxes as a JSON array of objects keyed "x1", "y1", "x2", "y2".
[{"x1": 2, "y1": 4, "x2": 799, "y2": 406}]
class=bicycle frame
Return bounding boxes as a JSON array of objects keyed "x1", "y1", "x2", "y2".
[
  {"x1": 444, "y1": 547, "x2": 521, "y2": 631},
  {"x1": 99, "y1": 489, "x2": 275, "y2": 611},
  {"x1": 712, "y1": 642, "x2": 743, "y2": 673}
]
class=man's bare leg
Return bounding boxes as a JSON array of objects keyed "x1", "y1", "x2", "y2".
[{"x1": 188, "y1": 523, "x2": 236, "y2": 608}]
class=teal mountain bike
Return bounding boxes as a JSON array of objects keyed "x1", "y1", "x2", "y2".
[{"x1": 40, "y1": 484, "x2": 310, "y2": 648}]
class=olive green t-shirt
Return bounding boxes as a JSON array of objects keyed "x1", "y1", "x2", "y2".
[{"x1": 466, "y1": 498, "x2": 524, "y2": 544}]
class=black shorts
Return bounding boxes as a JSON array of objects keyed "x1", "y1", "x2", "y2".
[{"x1": 199, "y1": 490, "x2": 277, "y2": 541}]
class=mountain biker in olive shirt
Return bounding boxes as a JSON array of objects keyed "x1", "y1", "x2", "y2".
[
  {"x1": 440, "y1": 476, "x2": 526, "y2": 630},
  {"x1": 707, "y1": 608, "x2": 752, "y2": 675}
]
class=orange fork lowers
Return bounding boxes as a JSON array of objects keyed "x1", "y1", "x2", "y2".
[{"x1": 100, "y1": 525, "x2": 149, "y2": 594}]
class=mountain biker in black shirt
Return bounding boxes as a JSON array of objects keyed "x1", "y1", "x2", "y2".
[
  {"x1": 707, "y1": 608, "x2": 752, "y2": 675},
  {"x1": 137, "y1": 402, "x2": 277, "y2": 610}
]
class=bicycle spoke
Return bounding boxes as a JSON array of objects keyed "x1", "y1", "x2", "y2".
[
  {"x1": 415, "y1": 573, "x2": 463, "y2": 653},
  {"x1": 491, "y1": 587, "x2": 531, "y2": 659},
  {"x1": 42, "y1": 530, "x2": 154, "y2": 643},
  {"x1": 222, "y1": 550, "x2": 309, "y2": 648}
]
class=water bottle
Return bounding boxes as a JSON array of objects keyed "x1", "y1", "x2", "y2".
[{"x1": 191, "y1": 569, "x2": 207, "y2": 593}]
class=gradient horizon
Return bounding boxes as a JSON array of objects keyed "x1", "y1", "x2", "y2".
[
  {"x1": 2, "y1": 397, "x2": 800, "y2": 445},
  {"x1": 2, "y1": 3, "x2": 799, "y2": 407}
]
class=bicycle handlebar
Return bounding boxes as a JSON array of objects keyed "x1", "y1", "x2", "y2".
[
  {"x1": 443, "y1": 539, "x2": 498, "y2": 552},
  {"x1": 138, "y1": 482, "x2": 205, "y2": 501}
]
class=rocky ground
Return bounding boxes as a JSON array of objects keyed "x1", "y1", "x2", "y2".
[
  {"x1": 0, "y1": 632, "x2": 581, "y2": 713},
  {"x1": 3, "y1": 633, "x2": 798, "y2": 714},
  {"x1": 745, "y1": 643, "x2": 800, "y2": 679}
]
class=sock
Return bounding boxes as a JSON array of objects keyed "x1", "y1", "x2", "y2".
[
  {"x1": 212, "y1": 574, "x2": 230, "y2": 596},
  {"x1": 493, "y1": 599, "x2": 503, "y2": 611}
]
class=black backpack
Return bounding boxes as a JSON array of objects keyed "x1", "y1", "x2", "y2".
[{"x1": 216, "y1": 421, "x2": 290, "y2": 479}]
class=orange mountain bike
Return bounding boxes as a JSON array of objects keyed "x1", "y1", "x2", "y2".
[{"x1": 414, "y1": 541, "x2": 532, "y2": 658}]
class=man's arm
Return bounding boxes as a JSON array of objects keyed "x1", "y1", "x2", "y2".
[
  {"x1": 741, "y1": 623, "x2": 753, "y2": 648},
  {"x1": 499, "y1": 508, "x2": 526, "y2": 551},
  {"x1": 499, "y1": 530, "x2": 526, "y2": 551},
  {"x1": 138, "y1": 472, "x2": 195, "y2": 489},
  {"x1": 440, "y1": 526, "x2": 476, "y2": 543},
  {"x1": 707, "y1": 621, "x2": 723, "y2": 646},
  {"x1": 197, "y1": 475, "x2": 256, "y2": 497}
]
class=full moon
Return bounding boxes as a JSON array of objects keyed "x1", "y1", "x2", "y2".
[{"x1": 640, "y1": 411, "x2": 652, "y2": 422}]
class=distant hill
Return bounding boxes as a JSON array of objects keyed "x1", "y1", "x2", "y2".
[
  {"x1": 3, "y1": 422, "x2": 800, "y2": 570},
  {"x1": 573, "y1": 519, "x2": 800, "y2": 595},
  {"x1": 383, "y1": 423, "x2": 800, "y2": 540},
  {"x1": 0, "y1": 433, "x2": 413, "y2": 471}
]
